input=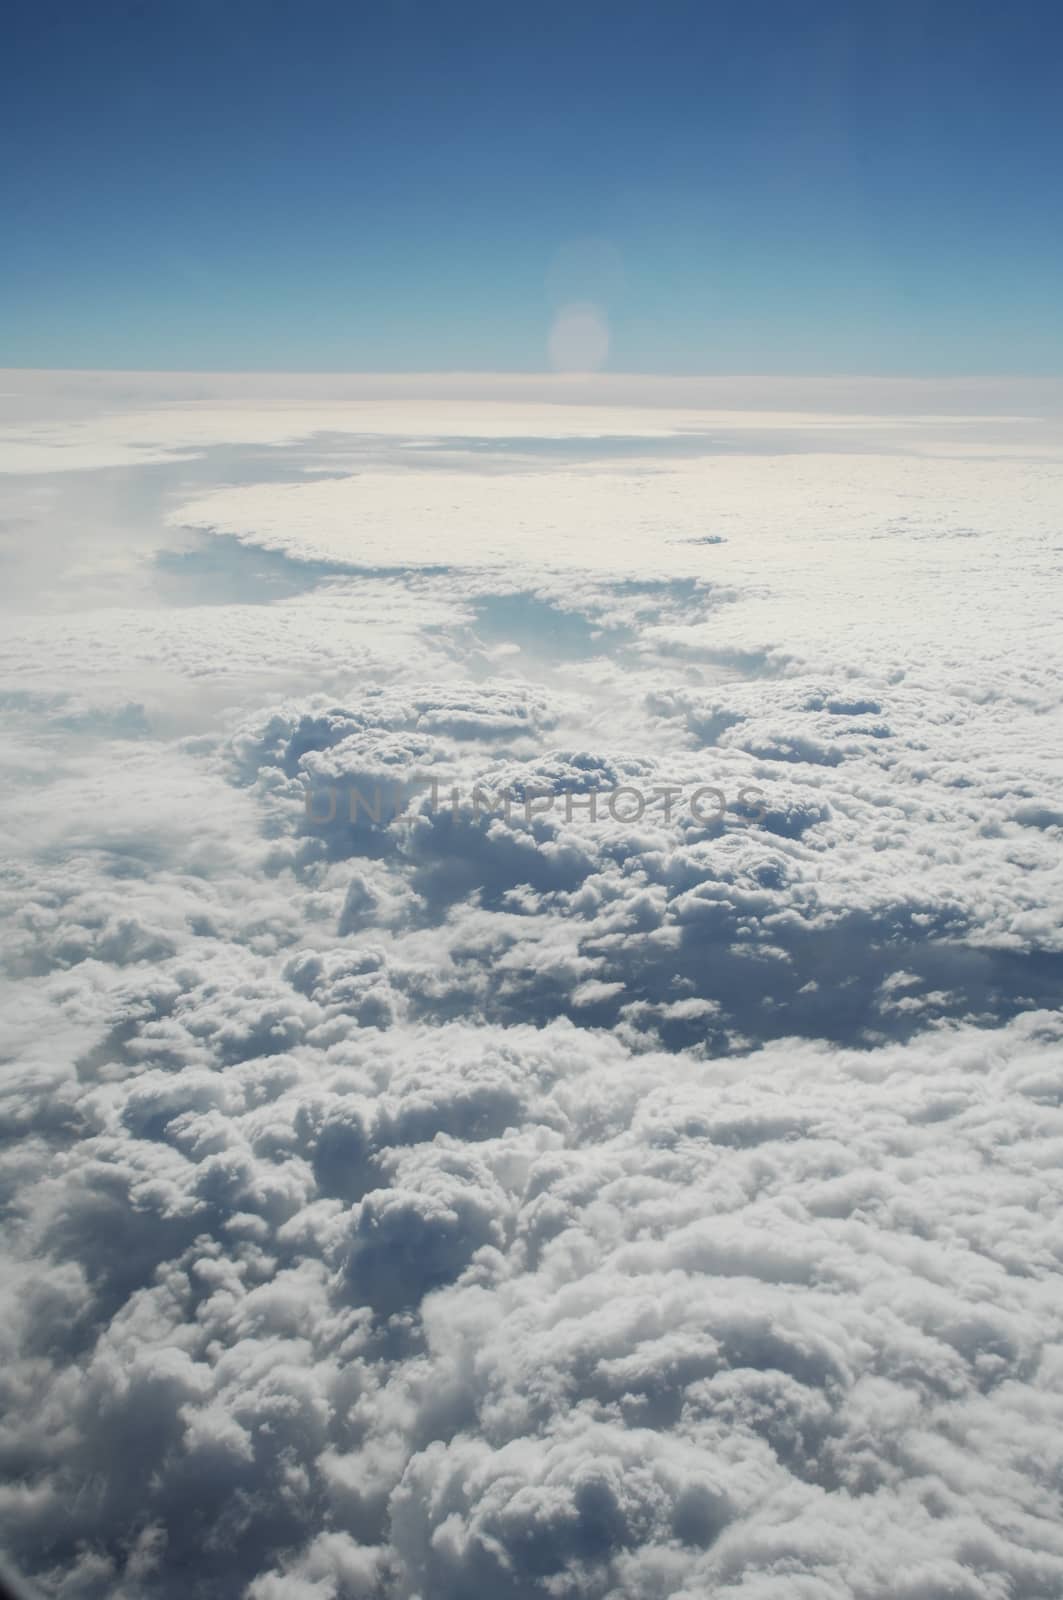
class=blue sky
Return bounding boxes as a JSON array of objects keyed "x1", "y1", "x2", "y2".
[{"x1": 3, "y1": 0, "x2": 1062, "y2": 374}]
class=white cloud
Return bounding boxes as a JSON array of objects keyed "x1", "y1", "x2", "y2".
[{"x1": 1, "y1": 375, "x2": 1061, "y2": 1598}]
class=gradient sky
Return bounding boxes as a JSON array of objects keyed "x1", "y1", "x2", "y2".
[{"x1": 3, "y1": 0, "x2": 1062, "y2": 374}]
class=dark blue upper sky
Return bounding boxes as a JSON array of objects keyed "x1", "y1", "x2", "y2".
[{"x1": 3, "y1": 0, "x2": 1062, "y2": 374}]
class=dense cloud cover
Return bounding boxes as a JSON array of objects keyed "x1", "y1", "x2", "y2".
[{"x1": 1, "y1": 374, "x2": 1062, "y2": 1598}]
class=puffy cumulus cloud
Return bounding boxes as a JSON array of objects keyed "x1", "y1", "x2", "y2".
[
  {"x1": 4, "y1": 1006, "x2": 1063, "y2": 1598},
  {"x1": 208, "y1": 686, "x2": 1061, "y2": 1049},
  {"x1": 2, "y1": 377, "x2": 1062, "y2": 1599}
]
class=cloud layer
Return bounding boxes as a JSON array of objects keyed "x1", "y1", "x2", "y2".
[{"x1": 1, "y1": 375, "x2": 1062, "y2": 1598}]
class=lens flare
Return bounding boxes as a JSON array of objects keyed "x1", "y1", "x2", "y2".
[{"x1": 548, "y1": 301, "x2": 610, "y2": 372}]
